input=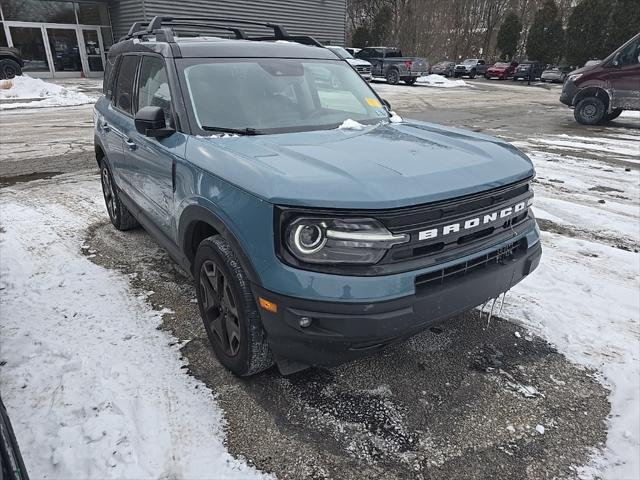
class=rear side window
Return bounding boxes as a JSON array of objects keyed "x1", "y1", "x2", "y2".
[
  {"x1": 114, "y1": 55, "x2": 138, "y2": 115},
  {"x1": 137, "y1": 56, "x2": 172, "y2": 126}
]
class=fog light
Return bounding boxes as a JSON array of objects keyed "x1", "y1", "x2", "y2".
[{"x1": 299, "y1": 316, "x2": 312, "y2": 328}]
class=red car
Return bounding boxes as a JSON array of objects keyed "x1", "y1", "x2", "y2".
[{"x1": 485, "y1": 61, "x2": 518, "y2": 80}]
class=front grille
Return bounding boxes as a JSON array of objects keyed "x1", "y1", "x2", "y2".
[
  {"x1": 377, "y1": 179, "x2": 533, "y2": 267},
  {"x1": 356, "y1": 65, "x2": 372, "y2": 73},
  {"x1": 415, "y1": 240, "x2": 524, "y2": 290}
]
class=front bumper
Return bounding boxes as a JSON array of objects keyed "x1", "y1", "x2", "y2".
[
  {"x1": 253, "y1": 236, "x2": 542, "y2": 369},
  {"x1": 560, "y1": 80, "x2": 578, "y2": 106}
]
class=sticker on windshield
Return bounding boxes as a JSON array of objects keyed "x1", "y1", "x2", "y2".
[{"x1": 365, "y1": 97, "x2": 382, "y2": 108}]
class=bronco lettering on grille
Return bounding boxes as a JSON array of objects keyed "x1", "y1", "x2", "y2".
[{"x1": 418, "y1": 201, "x2": 526, "y2": 241}]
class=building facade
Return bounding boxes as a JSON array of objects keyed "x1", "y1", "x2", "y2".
[{"x1": 0, "y1": 0, "x2": 346, "y2": 78}]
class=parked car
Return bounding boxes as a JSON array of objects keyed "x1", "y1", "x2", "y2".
[
  {"x1": 485, "y1": 61, "x2": 518, "y2": 80},
  {"x1": 355, "y1": 47, "x2": 429, "y2": 85},
  {"x1": 561, "y1": 33, "x2": 640, "y2": 124},
  {"x1": 583, "y1": 59, "x2": 602, "y2": 67},
  {"x1": 454, "y1": 58, "x2": 487, "y2": 78},
  {"x1": 96, "y1": 16, "x2": 541, "y2": 376},
  {"x1": 512, "y1": 61, "x2": 543, "y2": 81},
  {"x1": 430, "y1": 60, "x2": 455, "y2": 77},
  {"x1": 344, "y1": 47, "x2": 361, "y2": 57},
  {"x1": 326, "y1": 45, "x2": 372, "y2": 81},
  {"x1": 0, "y1": 47, "x2": 24, "y2": 79},
  {"x1": 540, "y1": 65, "x2": 571, "y2": 83}
]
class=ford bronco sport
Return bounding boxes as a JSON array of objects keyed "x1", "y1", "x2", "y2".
[{"x1": 95, "y1": 17, "x2": 542, "y2": 376}]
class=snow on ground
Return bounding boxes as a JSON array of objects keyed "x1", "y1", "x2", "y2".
[
  {"x1": 0, "y1": 75, "x2": 94, "y2": 110},
  {"x1": 0, "y1": 173, "x2": 269, "y2": 479},
  {"x1": 502, "y1": 138, "x2": 640, "y2": 479},
  {"x1": 517, "y1": 134, "x2": 639, "y2": 163},
  {"x1": 416, "y1": 74, "x2": 468, "y2": 88}
]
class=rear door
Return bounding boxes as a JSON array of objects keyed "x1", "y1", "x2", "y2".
[{"x1": 121, "y1": 54, "x2": 184, "y2": 238}]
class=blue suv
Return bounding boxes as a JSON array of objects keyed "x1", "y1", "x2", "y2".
[{"x1": 94, "y1": 17, "x2": 541, "y2": 376}]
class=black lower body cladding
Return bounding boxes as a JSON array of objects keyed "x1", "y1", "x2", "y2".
[{"x1": 253, "y1": 239, "x2": 542, "y2": 370}]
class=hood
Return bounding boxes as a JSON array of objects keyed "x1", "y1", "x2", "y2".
[
  {"x1": 488, "y1": 66, "x2": 508, "y2": 71},
  {"x1": 346, "y1": 58, "x2": 372, "y2": 68},
  {"x1": 186, "y1": 121, "x2": 534, "y2": 209},
  {"x1": 566, "y1": 65, "x2": 595, "y2": 77}
]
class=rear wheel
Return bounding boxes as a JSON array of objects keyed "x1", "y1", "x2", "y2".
[
  {"x1": 0, "y1": 59, "x2": 21, "y2": 79},
  {"x1": 195, "y1": 236, "x2": 274, "y2": 376},
  {"x1": 574, "y1": 97, "x2": 606, "y2": 125},
  {"x1": 386, "y1": 68, "x2": 400, "y2": 85},
  {"x1": 100, "y1": 163, "x2": 139, "y2": 231},
  {"x1": 604, "y1": 108, "x2": 623, "y2": 122},
  {"x1": 404, "y1": 77, "x2": 416, "y2": 85}
]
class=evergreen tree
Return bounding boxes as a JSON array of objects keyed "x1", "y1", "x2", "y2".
[
  {"x1": 565, "y1": 0, "x2": 609, "y2": 66},
  {"x1": 526, "y1": 0, "x2": 565, "y2": 64},
  {"x1": 351, "y1": 26, "x2": 371, "y2": 48},
  {"x1": 604, "y1": 0, "x2": 640, "y2": 54},
  {"x1": 497, "y1": 12, "x2": 522, "y2": 60}
]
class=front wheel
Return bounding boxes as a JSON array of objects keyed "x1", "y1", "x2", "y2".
[
  {"x1": 469, "y1": 70, "x2": 476, "y2": 79},
  {"x1": 195, "y1": 236, "x2": 274, "y2": 376},
  {"x1": 404, "y1": 77, "x2": 417, "y2": 85},
  {"x1": 574, "y1": 97, "x2": 606, "y2": 125},
  {"x1": 386, "y1": 69, "x2": 400, "y2": 85}
]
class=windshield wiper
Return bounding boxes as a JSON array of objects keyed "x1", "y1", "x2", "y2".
[{"x1": 201, "y1": 126, "x2": 262, "y2": 136}]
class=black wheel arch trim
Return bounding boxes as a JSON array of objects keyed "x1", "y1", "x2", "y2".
[{"x1": 178, "y1": 205, "x2": 262, "y2": 285}]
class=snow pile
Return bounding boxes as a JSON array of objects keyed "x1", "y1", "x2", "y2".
[
  {"x1": 338, "y1": 118, "x2": 366, "y2": 130},
  {"x1": 389, "y1": 111, "x2": 403, "y2": 123},
  {"x1": 0, "y1": 75, "x2": 93, "y2": 110},
  {"x1": 501, "y1": 147, "x2": 640, "y2": 479},
  {"x1": 0, "y1": 175, "x2": 269, "y2": 480},
  {"x1": 416, "y1": 74, "x2": 468, "y2": 88}
]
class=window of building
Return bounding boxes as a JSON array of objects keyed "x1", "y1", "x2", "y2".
[
  {"x1": 137, "y1": 56, "x2": 172, "y2": 126},
  {"x1": 114, "y1": 55, "x2": 138, "y2": 115},
  {"x1": 1, "y1": 0, "x2": 77, "y2": 24},
  {"x1": 77, "y1": 2, "x2": 110, "y2": 25}
]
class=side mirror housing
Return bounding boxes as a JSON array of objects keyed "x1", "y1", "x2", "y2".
[{"x1": 135, "y1": 106, "x2": 174, "y2": 138}]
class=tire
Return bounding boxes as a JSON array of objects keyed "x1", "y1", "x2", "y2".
[
  {"x1": 194, "y1": 235, "x2": 274, "y2": 376},
  {"x1": 604, "y1": 108, "x2": 623, "y2": 122},
  {"x1": 404, "y1": 77, "x2": 416, "y2": 85},
  {"x1": 469, "y1": 69, "x2": 476, "y2": 79},
  {"x1": 386, "y1": 68, "x2": 400, "y2": 85},
  {"x1": 574, "y1": 97, "x2": 606, "y2": 125},
  {"x1": 0, "y1": 59, "x2": 22, "y2": 80},
  {"x1": 100, "y1": 162, "x2": 139, "y2": 231},
  {"x1": 484, "y1": 74, "x2": 490, "y2": 80}
]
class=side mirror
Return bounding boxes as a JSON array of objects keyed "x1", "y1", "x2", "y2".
[
  {"x1": 381, "y1": 98, "x2": 391, "y2": 110},
  {"x1": 135, "y1": 106, "x2": 174, "y2": 138}
]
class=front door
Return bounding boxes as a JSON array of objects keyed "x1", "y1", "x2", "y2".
[
  {"x1": 607, "y1": 36, "x2": 640, "y2": 110},
  {"x1": 121, "y1": 54, "x2": 179, "y2": 238},
  {"x1": 45, "y1": 27, "x2": 82, "y2": 77}
]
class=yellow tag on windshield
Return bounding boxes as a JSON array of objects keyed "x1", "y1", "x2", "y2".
[{"x1": 365, "y1": 97, "x2": 382, "y2": 108}]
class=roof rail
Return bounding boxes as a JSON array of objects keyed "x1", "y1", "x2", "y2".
[{"x1": 122, "y1": 15, "x2": 323, "y2": 47}]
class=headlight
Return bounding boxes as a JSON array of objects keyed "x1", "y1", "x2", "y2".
[
  {"x1": 285, "y1": 217, "x2": 409, "y2": 265},
  {"x1": 567, "y1": 73, "x2": 582, "y2": 82}
]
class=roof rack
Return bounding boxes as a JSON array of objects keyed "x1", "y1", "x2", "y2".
[{"x1": 122, "y1": 16, "x2": 323, "y2": 47}]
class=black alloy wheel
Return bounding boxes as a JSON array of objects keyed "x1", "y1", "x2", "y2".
[
  {"x1": 99, "y1": 163, "x2": 139, "y2": 230},
  {"x1": 386, "y1": 69, "x2": 400, "y2": 85},
  {"x1": 0, "y1": 59, "x2": 21, "y2": 80},
  {"x1": 199, "y1": 259, "x2": 242, "y2": 357},
  {"x1": 101, "y1": 166, "x2": 117, "y2": 221}
]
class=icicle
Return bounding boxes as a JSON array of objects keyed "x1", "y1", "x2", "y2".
[{"x1": 486, "y1": 297, "x2": 498, "y2": 328}]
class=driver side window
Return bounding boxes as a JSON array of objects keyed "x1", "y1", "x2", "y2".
[
  {"x1": 137, "y1": 56, "x2": 172, "y2": 127},
  {"x1": 617, "y1": 38, "x2": 640, "y2": 66}
]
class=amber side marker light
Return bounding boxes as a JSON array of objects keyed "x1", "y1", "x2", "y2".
[{"x1": 259, "y1": 297, "x2": 278, "y2": 313}]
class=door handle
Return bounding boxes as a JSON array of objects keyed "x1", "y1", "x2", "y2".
[
  {"x1": 125, "y1": 138, "x2": 137, "y2": 150},
  {"x1": 101, "y1": 122, "x2": 110, "y2": 132}
]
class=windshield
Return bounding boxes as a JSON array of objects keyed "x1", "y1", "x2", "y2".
[
  {"x1": 494, "y1": 62, "x2": 509, "y2": 67},
  {"x1": 181, "y1": 58, "x2": 388, "y2": 134},
  {"x1": 462, "y1": 59, "x2": 476, "y2": 65},
  {"x1": 328, "y1": 47, "x2": 353, "y2": 59}
]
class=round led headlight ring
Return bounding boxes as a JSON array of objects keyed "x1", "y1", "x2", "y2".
[{"x1": 293, "y1": 224, "x2": 326, "y2": 254}]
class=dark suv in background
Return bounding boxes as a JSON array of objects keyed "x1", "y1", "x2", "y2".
[
  {"x1": 513, "y1": 61, "x2": 543, "y2": 81},
  {"x1": 561, "y1": 33, "x2": 640, "y2": 124}
]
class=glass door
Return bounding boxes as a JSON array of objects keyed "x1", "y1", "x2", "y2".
[
  {"x1": 46, "y1": 27, "x2": 82, "y2": 77},
  {"x1": 8, "y1": 26, "x2": 50, "y2": 74},
  {"x1": 80, "y1": 28, "x2": 105, "y2": 76}
]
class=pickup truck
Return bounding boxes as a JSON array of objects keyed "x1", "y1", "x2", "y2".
[
  {"x1": 355, "y1": 47, "x2": 429, "y2": 85},
  {"x1": 96, "y1": 17, "x2": 541, "y2": 376},
  {"x1": 454, "y1": 59, "x2": 487, "y2": 78}
]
